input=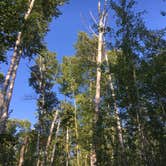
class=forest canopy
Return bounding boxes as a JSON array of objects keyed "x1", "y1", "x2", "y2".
[{"x1": 0, "y1": 0, "x2": 165, "y2": 166}]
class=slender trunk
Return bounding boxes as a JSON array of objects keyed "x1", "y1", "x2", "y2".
[
  {"x1": 105, "y1": 52, "x2": 127, "y2": 166},
  {"x1": 50, "y1": 120, "x2": 61, "y2": 166},
  {"x1": 36, "y1": 56, "x2": 45, "y2": 166},
  {"x1": 73, "y1": 91, "x2": 80, "y2": 166},
  {"x1": 42, "y1": 111, "x2": 58, "y2": 165},
  {"x1": 90, "y1": 150, "x2": 97, "y2": 166},
  {"x1": 133, "y1": 68, "x2": 147, "y2": 165},
  {"x1": 93, "y1": 2, "x2": 105, "y2": 165},
  {"x1": 2, "y1": 33, "x2": 22, "y2": 97},
  {"x1": 66, "y1": 127, "x2": 70, "y2": 166},
  {"x1": 0, "y1": 0, "x2": 36, "y2": 134},
  {"x1": 0, "y1": 51, "x2": 22, "y2": 134},
  {"x1": 18, "y1": 136, "x2": 29, "y2": 166},
  {"x1": 95, "y1": 20, "x2": 103, "y2": 115},
  {"x1": 36, "y1": 130, "x2": 41, "y2": 166},
  {"x1": 85, "y1": 154, "x2": 88, "y2": 166}
]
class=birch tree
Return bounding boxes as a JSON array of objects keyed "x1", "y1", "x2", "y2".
[{"x1": 0, "y1": 0, "x2": 68, "y2": 134}]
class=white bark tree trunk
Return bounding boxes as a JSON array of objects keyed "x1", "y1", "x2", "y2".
[
  {"x1": 0, "y1": 0, "x2": 36, "y2": 134},
  {"x1": 50, "y1": 120, "x2": 61, "y2": 166},
  {"x1": 93, "y1": 1, "x2": 105, "y2": 165},
  {"x1": 42, "y1": 111, "x2": 59, "y2": 166},
  {"x1": 90, "y1": 150, "x2": 97, "y2": 166},
  {"x1": 18, "y1": 136, "x2": 29, "y2": 166},
  {"x1": 73, "y1": 92, "x2": 80, "y2": 166},
  {"x1": 66, "y1": 127, "x2": 70, "y2": 166},
  {"x1": 95, "y1": 20, "x2": 103, "y2": 115},
  {"x1": 105, "y1": 52, "x2": 127, "y2": 166}
]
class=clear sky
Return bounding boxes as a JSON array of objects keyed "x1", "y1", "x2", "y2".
[{"x1": 3, "y1": 0, "x2": 165, "y2": 126}]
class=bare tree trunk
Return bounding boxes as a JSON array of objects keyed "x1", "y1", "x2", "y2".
[
  {"x1": 0, "y1": 51, "x2": 22, "y2": 134},
  {"x1": 95, "y1": 14, "x2": 103, "y2": 115},
  {"x1": 41, "y1": 111, "x2": 59, "y2": 166},
  {"x1": 36, "y1": 56, "x2": 46, "y2": 166},
  {"x1": 93, "y1": 1, "x2": 106, "y2": 165},
  {"x1": 18, "y1": 136, "x2": 29, "y2": 166},
  {"x1": 73, "y1": 91, "x2": 80, "y2": 166},
  {"x1": 66, "y1": 127, "x2": 70, "y2": 166},
  {"x1": 0, "y1": 0, "x2": 36, "y2": 134},
  {"x1": 50, "y1": 120, "x2": 61, "y2": 166},
  {"x1": 105, "y1": 52, "x2": 127, "y2": 166}
]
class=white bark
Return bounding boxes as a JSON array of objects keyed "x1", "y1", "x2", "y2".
[
  {"x1": 95, "y1": 20, "x2": 103, "y2": 114},
  {"x1": 0, "y1": 0, "x2": 36, "y2": 134},
  {"x1": 66, "y1": 127, "x2": 69, "y2": 166},
  {"x1": 41, "y1": 111, "x2": 59, "y2": 166},
  {"x1": 46, "y1": 111, "x2": 59, "y2": 154},
  {"x1": 93, "y1": 1, "x2": 106, "y2": 165},
  {"x1": 90, "y1": 150, "x2": 97, "y2": 166},
  {"x1": 73, "y1": 92, "x2": 80, "y2": 166},
  {"x1": 18, "y1": 136, "x2": 28, "y2": 166},
  {"x1": 105, "y1": 52, "x2": 127, "y2": 165},
  {"x1": 50, "y1": 120, "x2": 61, "y2": 166}
]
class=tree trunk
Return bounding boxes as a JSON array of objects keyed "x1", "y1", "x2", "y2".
[
  {"x1": 0, "y1": 0, "x2": 36, "y2": 134},
  {"x1": 50, "y1": 120, "x2": 61, "y2": 166},
  {"x1": 66, "y1": 127, "x2": 70, "y2": 166},
  {"x1": 93, "y1": 1, "x2": 105, "y2": 165},
  {"x1": 133, "y1": 68, "x2": 148, "y2": 165},
  {"x1": 37, "y1": 56, "x2": 46, "y2": 166},
  {"x1": 90, "y1": 150, "x2": 97, "y2": 166},
  {"x1": 95, "y1": 16, "x2": 103, "y2": 115},
  {"x1": 18, "y1": 136, "x2": 29, "y2": 166},
  {"x1": 0, "y1": 50, "x2": 22, "y2": 134},
  {"x1": 42, "y1": 111, "x2": 59, "y2": 165},
  {"x1": 36, "y1": 129, "x2": 41, "y2": 166},
  {"x1": 105, "y1": 52, "x2": 127, "y2": 166},
  {"x1": 73, "y1": 91, "x2": 80, "y2": 166}
]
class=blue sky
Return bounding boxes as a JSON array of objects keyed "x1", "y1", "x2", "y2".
[{"x1": 2, "y1": 0, "x2": 165, "y2": 126}]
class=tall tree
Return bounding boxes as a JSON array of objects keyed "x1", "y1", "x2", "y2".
[
  {"x1": 29, "y1": 49, "x2": 59, "y2": 165},
  {"x1": 110, "y1": 0, "x2": 166, "y2": 165},
  {"x1": 0, "y1": 0, "x2": 68, "y2": 134}
]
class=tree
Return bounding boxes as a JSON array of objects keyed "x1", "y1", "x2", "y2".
[
  {"x1": 0, "y1": 119, "x2": 31, "y2": 166},
  {"x1": 110, "y1": 0, "x2": 166, "y2": 165},
  {"x1": 29, "y1": 49, "x2": 59, "y2": 165},
  {"x1": 0, "y1": 0, "x2": 68, "y2": 134}
]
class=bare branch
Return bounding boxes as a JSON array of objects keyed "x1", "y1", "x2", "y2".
[
  {"x1": 89, "y1": 11, "x2": 98, "y2": 25},
  {"x1": 88, "y1": 25, "x2": 98, "y2": 37}
]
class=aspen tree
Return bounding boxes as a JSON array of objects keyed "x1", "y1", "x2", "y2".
[
  {"x1": 42, "y1": 111, "x2": 59, "y2": 165},
  {"x1": 93, "y1": 1, "x2": 108, "y2": 165},
  {"x1": 0, "y1": 0, "x2": 36, "y2": 134},
  {"x1": 50, "y1": 120, "x2": 61, "y2": 166},
  {"x1": 105, "y1": 51, "x2": 127, "y2": 165},
  {"x1": 18, "y1": 136, "x2": 29, "y2": 166}
]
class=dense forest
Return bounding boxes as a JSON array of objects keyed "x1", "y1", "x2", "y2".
[{"x1": 0, "y1": 0, "x2": 165, "y2": 166}]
